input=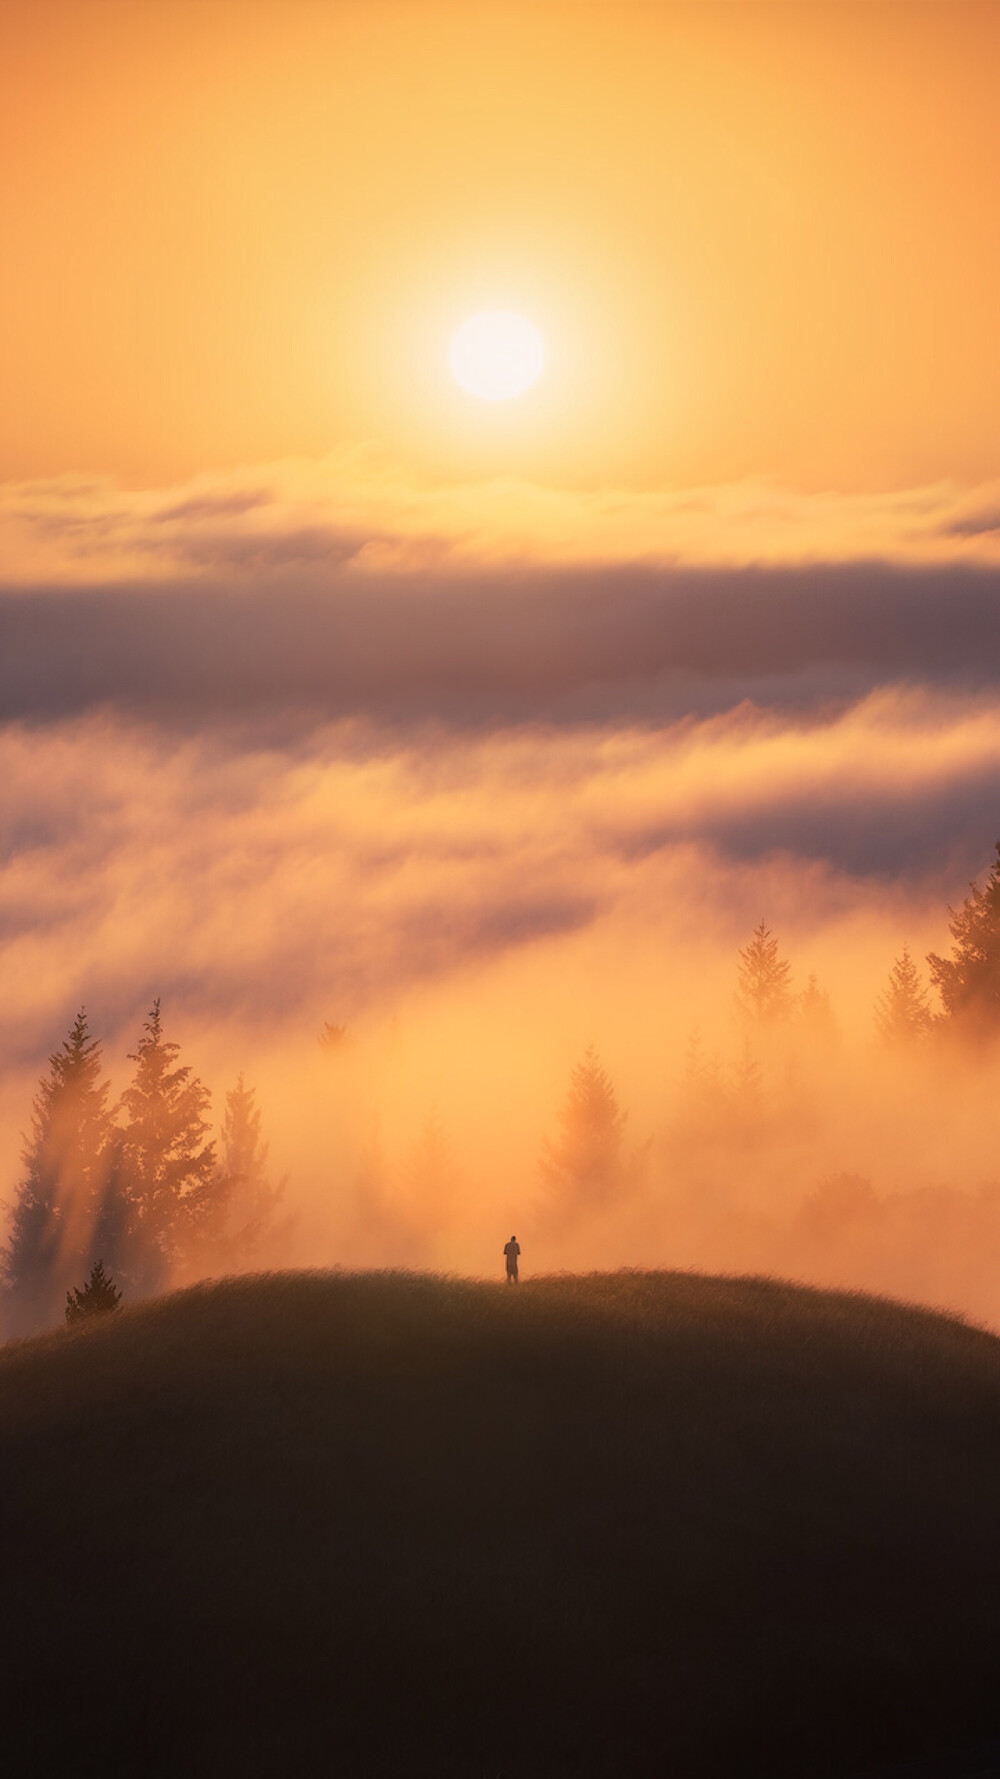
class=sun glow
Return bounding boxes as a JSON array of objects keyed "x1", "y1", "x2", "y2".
[{"x1": 448, "y1": 310, "x2": 545, "y2": 402}]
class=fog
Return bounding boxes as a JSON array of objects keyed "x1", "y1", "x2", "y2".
[{"x1": 2, "y1": 691, "x2": 1000, "y2": 1334}]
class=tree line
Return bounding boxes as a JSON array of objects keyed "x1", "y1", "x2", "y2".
[
  {"x1": 1, "y1": 1000, "x2": 286, "y2": 1332},
  {"x1": 737, "y1": 839, "x2": 1000, "y2": 1046},
  {"x1": 538, "y1": 840, "x2": 1000, "y2": 1217},
  {"x1": 7, "y1": 842, "x2": 1000, "y2": 1320}
]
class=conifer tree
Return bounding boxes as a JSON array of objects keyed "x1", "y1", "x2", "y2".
[
  {"x1": 118, "y1": 1000, "x2": 217, "y2": 1285},
  {"x1": 540, "y1": 1046, "x2": 626, "y2": 1212},
  {"x1": 875, "y1": 946, "x2": 933, "y2": 1044},
  {"x1": 927, "y1": 842, "x2": 1000, "y2": 1036},
  {"x1": 214, "y1": 1074, "x2": 287, "y2": 1263},
  {"x1": 735, "y1": 922, "x2": 793, "y2": 1025},
  {"x1": 3, "y1": 1010, "x2": 115, "y2": 1328},
  {"x1": 65, "y1": 1258, "x2": 122, "y2": 1323}
]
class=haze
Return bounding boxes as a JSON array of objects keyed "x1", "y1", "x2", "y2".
[{"x1": 3, "y1": 0, "x2": 1000, "y2": 1334}]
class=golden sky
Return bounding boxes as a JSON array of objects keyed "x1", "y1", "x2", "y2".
[
  {"x1": 4, "y1": 0, "x2": 1000, "y2": 492},
  {"x1": 5, "y1": 2, "x2": 1000, "y2": 1324}
]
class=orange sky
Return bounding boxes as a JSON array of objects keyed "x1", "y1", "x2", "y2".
[
  {"x1": 4, "y1": 0, "x2": 1000, "y2": 493},
  {"x1": 6, "y1": 3, "x2": 1000, "y2": 1328}
]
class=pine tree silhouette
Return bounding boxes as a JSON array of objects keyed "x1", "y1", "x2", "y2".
[
  {"x1": 735, "y1": 922, "x2": 793, "y2": 1025},
  {"x1": 927, "y1": 842, "x2": 1000, "y2": 1035},
  {"x1": 211, "y1": 1074, "x2": 288, "y2": 1265},
  {"x1": 875, "y1": 946, "x2": 933, "y2": 1044},
  {"x1": 119, "y1": 1000, "x2": 217, "y2": 1287},
  {"x1": 3, "y1": 1010, "x2": 115, "y2": 1330},
  {"x1": 65, "y1": 1258, "x2": 122, "y2": 1323},
  {"x1": 540, "y1": 1046, "x2": 627, "y2": 1214}
]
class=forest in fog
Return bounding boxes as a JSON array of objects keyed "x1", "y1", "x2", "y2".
[{"x1": 5, "y1": 837, "x2": 1000, "y2": 1338}]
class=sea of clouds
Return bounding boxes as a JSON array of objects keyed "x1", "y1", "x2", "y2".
[{"x1": 3, "y1": 459, "x2": 1000, "y2": 1323}]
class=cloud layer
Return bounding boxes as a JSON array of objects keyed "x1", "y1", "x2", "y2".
[
  {"x1": 3, "y1": 462, "x2": 1000, "y2": 731},
  {"x1": 1, "y1": 561, "x2": 1000, "y2": 728},
  {"x1": 4, "y1": 462, "x2": 1000, "y2": 1325}
]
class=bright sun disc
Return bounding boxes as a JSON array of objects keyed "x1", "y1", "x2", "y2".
[{"x1": 449, "y1": 310, "x2": 545, "y2": 401}]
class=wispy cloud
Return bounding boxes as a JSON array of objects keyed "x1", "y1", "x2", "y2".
[
  {"x1": 2, "y1": 458, "x2": 1000, "y2": 729},
  {"x1": 4, "y1": 456, "x2": 1000, "y2": 589},
  {"x1": 0, "y1": 691, "x2": 993, "y2": 1062},
  {"x1": 0, "y1": 694, "x2": 997, "y2": 1323},
  {"x1": 4, "y1": 460, "x2": 1000, "y2": 1322}
]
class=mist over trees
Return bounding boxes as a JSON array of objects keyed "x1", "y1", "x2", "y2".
[
  {"x1": 540, "y1": 1046, "x2": 630, "y2": 1219},
  {"x1": 524, "y1": 839, "x2": 1000, "y2": 1315},
  {"x1": 2, "y1": 1002, "x2": 288, "y2": 1335},
  {"x1": 928, "y1": 841, "x2": 1000, "y2": 1035},
  {"x1": 875, "y1": 947, "x2": 933, "y2": 1045},
  {"x1": 8, "y1": 841, "x2": 1000, "y2": 1334},
  {"x1": 735, "y1": 921, "x2": 793, "y2": 1026},
  {"x1": 215, "y1": 1074, "x2": 289, "y2": 1266},
  {"x1": 117, "y1": 999, "x2": 217, "y2": 1292},
  {"x1": 3, "y1": 1011, "x2": 117, "y2": 1331}
]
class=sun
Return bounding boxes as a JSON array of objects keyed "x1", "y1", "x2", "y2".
[{"x1": 449, "y1": 310, "x2": 545, "y2": 402}]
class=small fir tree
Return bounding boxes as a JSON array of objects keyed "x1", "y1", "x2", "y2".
[
  {"x1": 214, "y1": 1074, "x2": 288, "y2": 1263},
  {"x1": 735, "y1": 922, "x2": 793, "y2": 1025},
  {"x1": 65, "y1": 1258, "x2": 121, "y2": 1323},
  {"x1": 3, "y1": 1010, "x2": 115, "y2": 1328},
  {"x1": 540, "y1": 1046, "x2": 626, "y2": 1213},
  {"x1": 118, "y1": 1000, "x2": 217, "y2": 1286},
  {"x1": 927, "y1": 842, "x2": 1000, "y2": 1036},
  {"x1": 875, "y1": 946, "x2": 933, "y2": 1044}
]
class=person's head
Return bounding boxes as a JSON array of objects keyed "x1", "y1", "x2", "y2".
[{"x1": 511, "y1": 1235, "x2": 516, "y2": 1242}]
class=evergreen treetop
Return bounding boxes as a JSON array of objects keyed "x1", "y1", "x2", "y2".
[
  {"x1": 214, "y1": 1073, "x2": 288, "y2": 1262},
  {"x1": 3, "y1": 1009, "x2": 114, "y2": 1318},
  {"x1": 540, "y1": 1045, "x2": 627, "y2": 1210},
  {"x1": 875, "y1": 946, "x2": 933, "y2": 1044},
  {"x1": 119, "y1": 1000, "x2": 216, "y2": 1268},
  {"x1": 735, "y1": 922, "x2": 793, "y2": 1025},
  {"x1": 927, "y1": 842, "x2": 1000, "y2": 1035},
  {"x1": 65, "y1": 1258, "x2": 122, "y2": 1323}
]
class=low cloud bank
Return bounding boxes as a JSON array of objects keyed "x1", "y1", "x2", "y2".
[
  {"x1": 0, "y1": 691, "x2": 995, "y2": 1066},
  {"x1": 1, "y1": 561, "x2": 999, "y2": 727},
  {"x1": 0, "y1": 699, "x2": 999, "y2": 1331},
  {"x1": 4, "y1": 459, "x2": 1000, "y2": 1328}
]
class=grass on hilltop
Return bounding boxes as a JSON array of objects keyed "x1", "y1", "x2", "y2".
[{"x1": 2, "y1": 1267, "x2": 1000, "y2": 1777}]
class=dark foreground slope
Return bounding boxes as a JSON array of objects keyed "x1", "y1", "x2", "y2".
[{"x1": 2, "y1": 1270, "x2": 1000, "y2": 1778}]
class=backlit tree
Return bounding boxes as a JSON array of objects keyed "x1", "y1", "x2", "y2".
[
  {"x1": 193, "y1": 1073, "x2": 288, "y2": 1269},
  {"x1": 540, "y1": 1046, "x2": 626, "y2": 1214},
  {"x1": 3, "y1": 1010, "x2": 115, "y2": 1330},
  {"x1": 735, "y1": 922, "x2": 793, "y2": 1026},
  {"x1": 875, "y1": 946, "x2": 933, "y2": 1045},
  {"x1": 118, "y1": 1000, "x2": 217, "y2": 1288},
  {"x1": 927, "y1": 843, "x2": 1000, "y2": 1037},
  {"x1": 65, "y1": 1258, "x2": 122, "y2": 1323}
]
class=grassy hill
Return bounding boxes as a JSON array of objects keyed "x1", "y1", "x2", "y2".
[{"x1": 2, "y1": 1269, "x2": 1000, "y2": 1777}]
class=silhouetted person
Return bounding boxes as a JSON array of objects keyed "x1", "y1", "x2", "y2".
[{"x1": 504, "y1": 1235, "x2": 520, "y2": 1284}]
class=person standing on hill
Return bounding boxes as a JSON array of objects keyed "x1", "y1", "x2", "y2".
[{"x1": 504, "y1": 1235, "x2": 521, "y2": 1285}]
